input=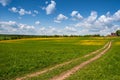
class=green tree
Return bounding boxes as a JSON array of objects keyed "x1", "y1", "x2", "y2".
[{"x1": 116, "y1": 30, "x2": 120, "y2": 36}]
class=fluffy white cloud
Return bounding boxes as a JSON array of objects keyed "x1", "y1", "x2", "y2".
[
  {"x1": 1, "y1": 10, "x2": 120, "y2": 35},
  {"x1": 74, "y1": 11, "x2": 97, "y2": 27},
  {"x1": 113, "y1": 10, "x2": 120, "y2": 21},
  {"x1": 56, "y1": 13, "x2": 68, "y2": 20},
  {"x1": 9, "y1": 7, "x2": 32, "y2": 16},
  {"x1": 95, "y1": 15, "x2": 112, "y2": 27},
  {"x1": 75, "y1": 11, "x2": 97, "y2": 27},
  {"x1": 9, "y1": 7, "x2": 18, "y2": 12},
  {"x1": 74, "y1": 10, "x2": 120, "y2": 35},
  {"x1": 19, "y1": 23, "x2": 34, "y2": 30},
  {"x1": 35, "y1": 21, "x2": 40, "y2": 25},
  {"x1": 44, "y1": 0, "x2": 56, "y2": 15},
  {"x1": 19, "y1": 8, "x2": 31, "y2": 15},
  {"x1": 95, "y1": 10, "x2": 120, "y2": 26},
  {"x1": 0, "y1": 0, "x2": 11, "y2": 6},
  {"x1": 71, "y1": 11, "x2": 78, "y2": 17},
  {"x1": 54, "y1": 14, "x2": 68, "y2": 23},
  {"x1": 71, "y1": 11, "x2": 83, "y2": 20},
  {"x1": 0, "y1": 21, "x2": 35, "y2": 34},
  {"x1": 86, "y1": 11, "x2": 97, "y2": 23},
  {"x1": 32, "y1": 10, "x2": 39, "y2": 16},
  {"x1": 38, "y1": 26, "x2": 61, "y2": 35},
  {"x1": 34, "y1": 10, "x2": 39, "y2": 14},
  {"x1": 64, "y1": 26, "x2": 77, "y2": 32},
  {"x1": 75, "y1": 21, "x2": 92, "y2": 28},
  {"x1": 18, "y1": 9, "x2": 26, "y2": 15}
]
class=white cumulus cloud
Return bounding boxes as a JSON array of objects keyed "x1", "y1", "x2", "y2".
[
  {"x1": 44, "y1": 0, "x2": 56, "y2": 15},
  {"x1": 34, "y1": 10, "x2": 39, "y2": 14},
  {"x1": 71, "y1": 11, "x2": 83, "y2": 20},
  {"x1": 113, "y1": 10, "x2": 120, "y2": 21},
  {"x1": 9, "y1": 7, "x2": 32, "y2": 16},
  {"x1": 19, "y1": 8, "x2": 31, "y2": 15},
  {"x1": 64, "y1": 26, "x2": 77, "y2": 32},
  {"x1": 0, "y1": 0, "x2": 11, "y2": 6},
  {"x1": 54, "y1": 14, "x2": 68, "y2": 23},
  {"x1": 0, "y1": 21, "x2": 35, "y2": 34},
  {"x1": 74, "y1": 10, "x2": 120, "y2": 35},
  {"x1": 38, "y1": 26, "x2": 60, "y2": 35},
  {"x1": 9, "y1": 7, "x2": 18, "y2": 12},
  {"x1": 86, "y1": 11, "x2": 97, "y2": 23},
  {"x1": 1, "y1": 9, "x2": 120, "y2": 36},
  {"x1": 35, "y1": 21, "x2": 40, "y2": 25}
]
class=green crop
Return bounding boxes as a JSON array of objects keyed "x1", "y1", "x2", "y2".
[
  {"x1": 0, "y1": 37, "x2": 107, "y2": 80},
  {"x1": 67, "y1": 38, "x2": 120, "y2": 80}
]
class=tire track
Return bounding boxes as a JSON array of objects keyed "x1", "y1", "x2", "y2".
[
  {"x1": 16, "y1": 42, "x2": 109, "y2": 80},
  {"x1": 50, "y1": 41, "x2": 112, "y2": 80}
]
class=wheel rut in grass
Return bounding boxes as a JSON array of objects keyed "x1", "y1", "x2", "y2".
[
  {"x1": 16, "y1": 42, "x2": 110, "y2": 80},
  {"x1": 50, "y1": 41, "x2": 112, "y2": 80}
]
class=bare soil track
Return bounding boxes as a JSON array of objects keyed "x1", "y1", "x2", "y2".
[
  {"x1": 16, "y1": 41, "x2": 111, "y2": 80},
  {"x1": 50, "y1": 41, "x2": 112, "y2": 80}
]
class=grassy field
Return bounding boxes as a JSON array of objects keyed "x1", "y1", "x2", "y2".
[
  {"x1": 0, "y1": 37, "x2": 108, "y2": 80},
  {"x1": 66, "y1": 38, "x2": 120, "y2": 80}
]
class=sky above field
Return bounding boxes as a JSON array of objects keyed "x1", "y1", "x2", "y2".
[{"x1": 0, "y1": 0, "x2": 120, "y2": 35}]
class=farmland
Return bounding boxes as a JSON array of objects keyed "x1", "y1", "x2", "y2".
[
  {"x1": 1, "y1": 0, "x2": 120, "y2": 80},
  {"x1": 66, "y1": 38, "x2": 120, "y2": 80},
  {"x1": 0, "y1": 37, "x2": 119, "y2": 80},
  {"x1": 0, "y1": 38, "x2": 107, "y2": 79}
]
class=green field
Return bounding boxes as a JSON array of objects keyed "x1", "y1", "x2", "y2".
[
  {"x1": 67, "y1": 38, "x2": 120, "y2": 80},
  {"x1": 0, "y1": 37, "x2": 119, "y2": 80}
]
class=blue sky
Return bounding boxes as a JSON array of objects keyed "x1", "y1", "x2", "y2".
[{"x1": 0, "y1": 0, "x2": 120, "y2": 35}]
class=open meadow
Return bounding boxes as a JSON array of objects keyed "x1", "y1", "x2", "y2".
[
  {"x1": 67, "y1": 37, "x2": 120, "y2": 80},
  {"x1": 0, "y1": 37, "x2": 119, "y2": 80},
  {"x1": 1, "y1": 0, "x2": 120, "y2": 80}
]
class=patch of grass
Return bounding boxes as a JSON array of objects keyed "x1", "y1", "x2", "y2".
[
  {"x1": 26, "y1": 48, "x2": 104, "y2": 80},
  {"x1": 0, "y1": 37, "x2": 107, "y2": 80},
  {"x1": 27, "y1": 40, "x2": 109, "y2": 80},
  {"x1": 67, "y1": 38, "x2": 120, "y2": 80}
]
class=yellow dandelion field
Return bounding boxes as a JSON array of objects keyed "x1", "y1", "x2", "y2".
[
  {"x1": 0, "y1": 37, "x2": 65, "y2": 43},
  {"x1": 115, "y1": 42, "x2": 120, "y2": 45},
  {"x1": 75, "y1": 40, "x2": 106, "y2": 45}
]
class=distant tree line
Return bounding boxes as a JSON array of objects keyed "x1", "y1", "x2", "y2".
[
  {"x1": 0, "y1": 34, "x2": 102, "y2": 41},
  {"x1": 1, "y1": 30, "x2": 120, "y2": 41},
  {"x1": 83, "y1": 34, "x2": 101, "y2": 37},
  {"x1": 2, "y1": 30, "x2": 120, "y2": 41}
]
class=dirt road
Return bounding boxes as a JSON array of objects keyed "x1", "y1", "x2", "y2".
[
  {"x1": 50, "y1": 41, "x2": 111, "y2": 80},
  {"x1": 16, "y1": 41, "x2": 111, "y2": 80}
]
